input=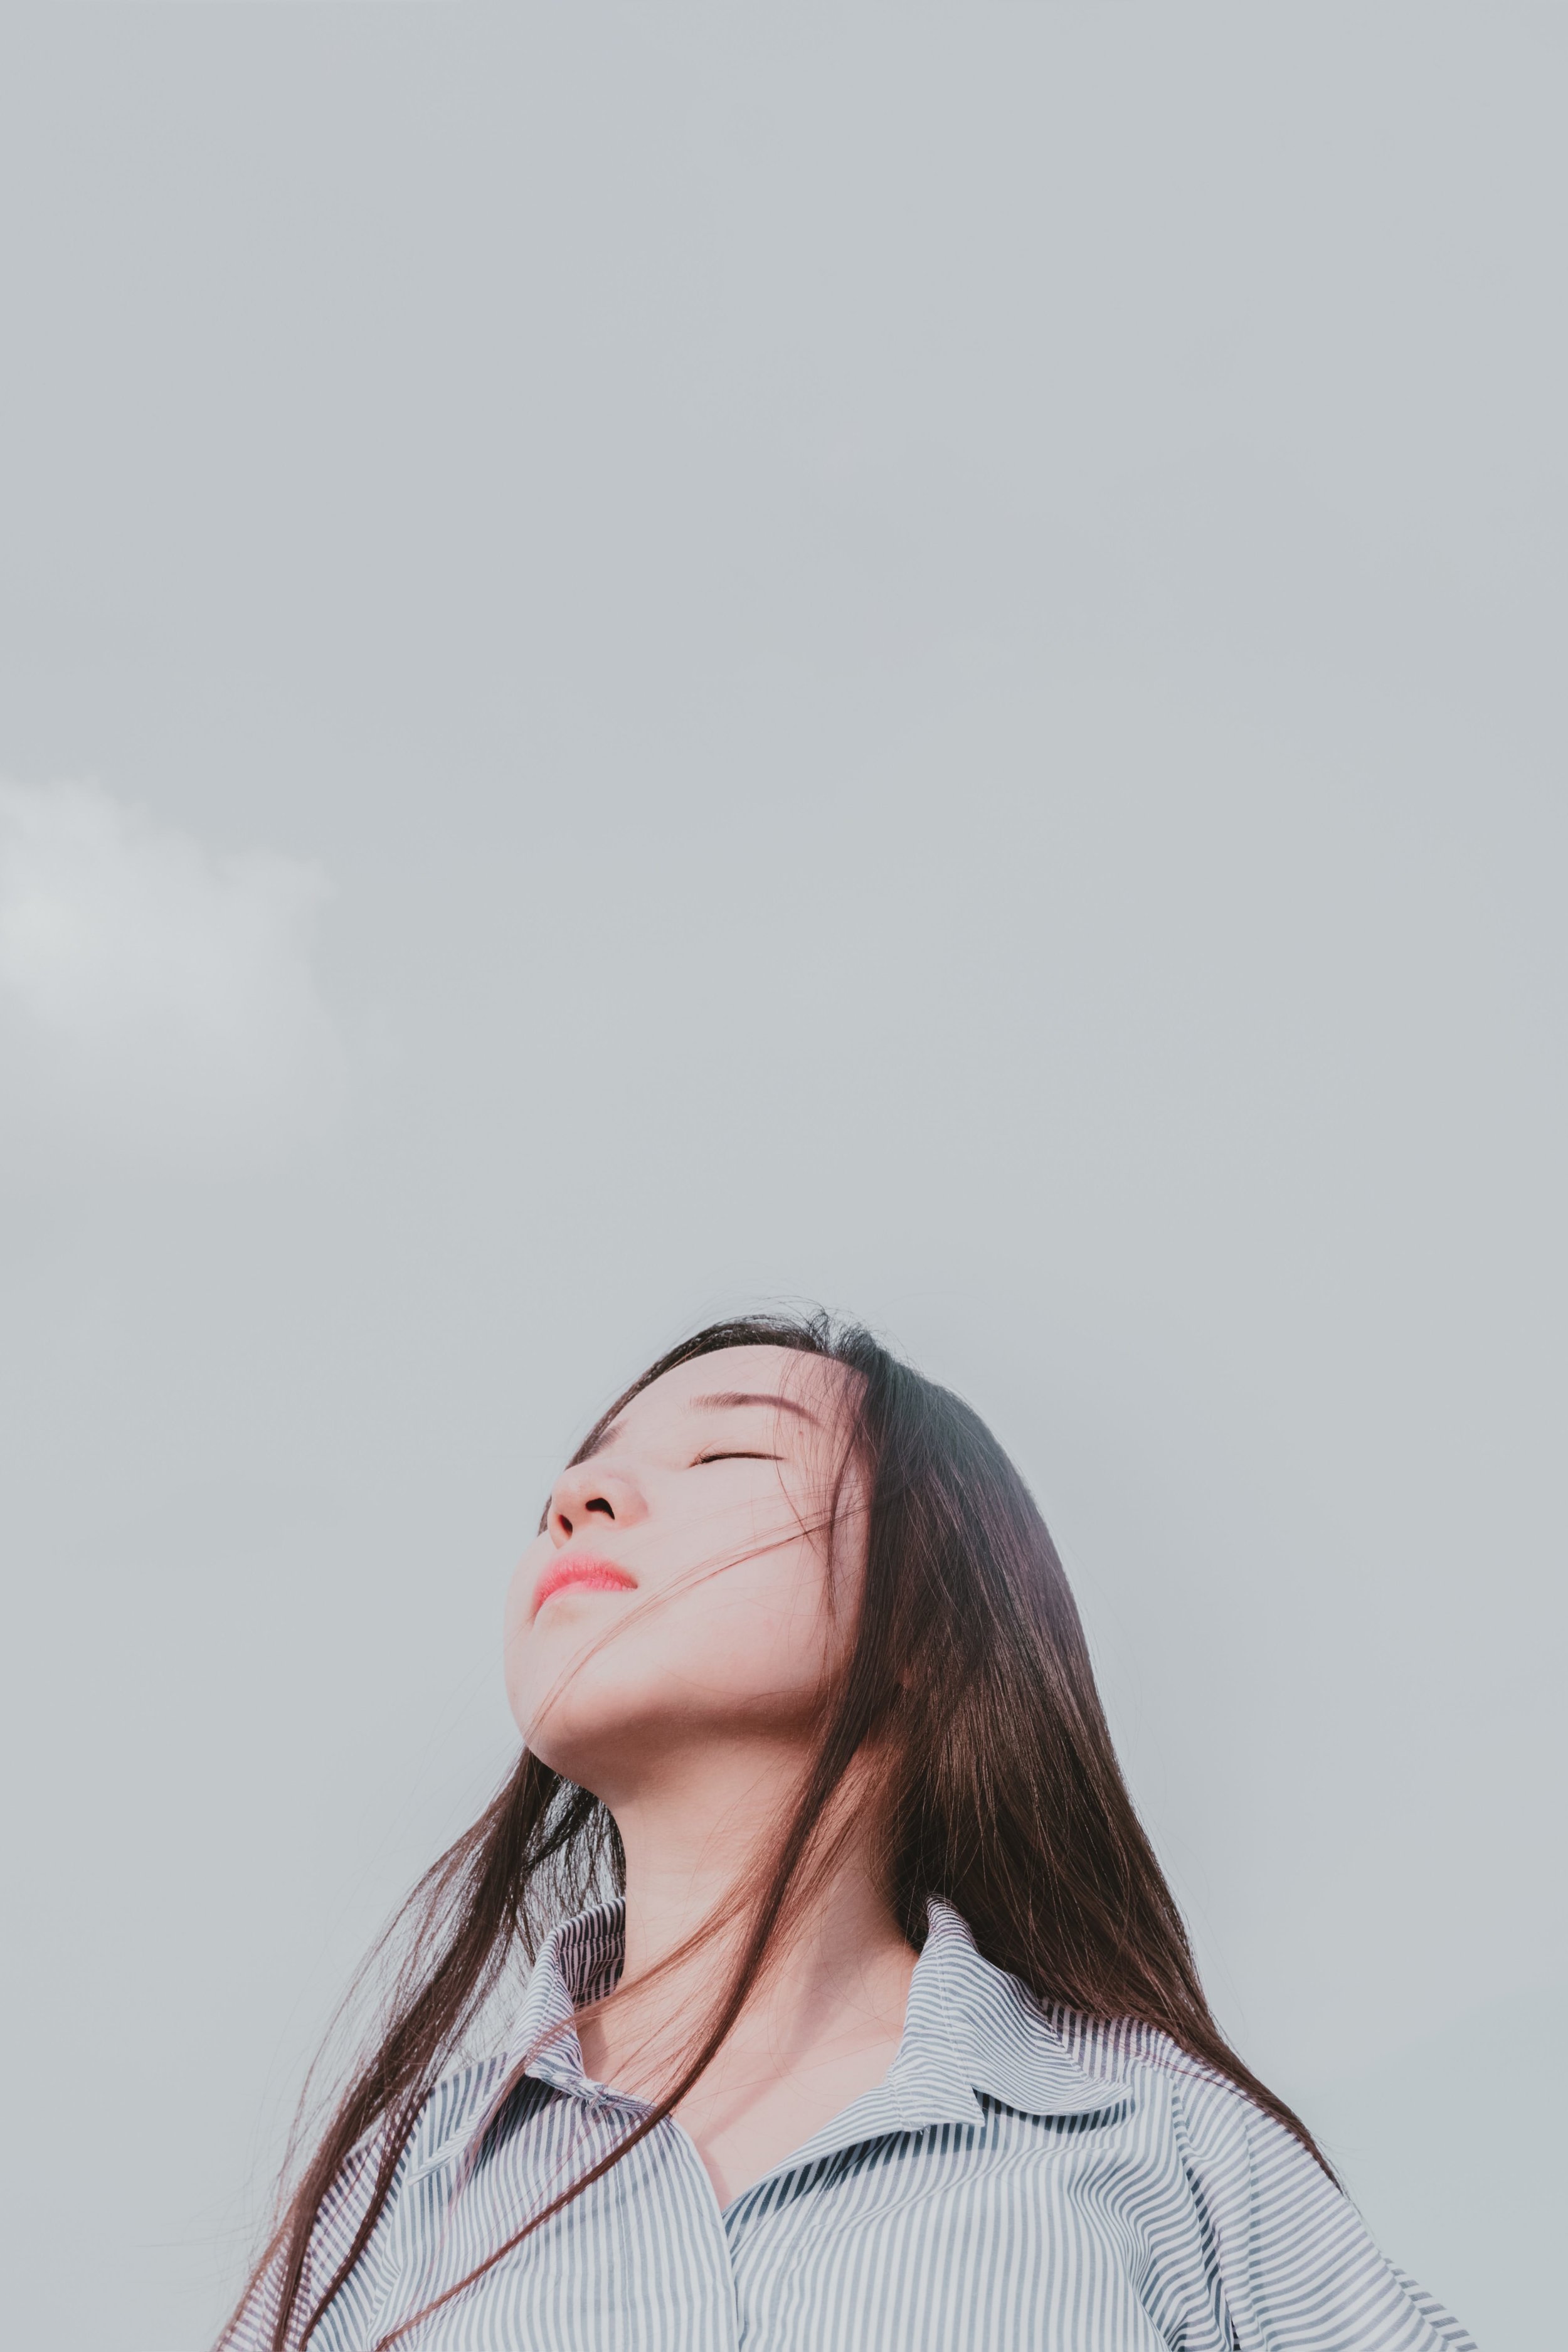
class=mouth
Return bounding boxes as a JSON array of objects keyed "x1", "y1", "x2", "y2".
[{"x1": 531, "y1": 1552, "x2": 638, "y2": 1619}]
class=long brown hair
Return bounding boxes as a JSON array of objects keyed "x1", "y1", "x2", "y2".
[{"x1": 226, "y1": 1310, "x2": 1330, "y2": 2351}]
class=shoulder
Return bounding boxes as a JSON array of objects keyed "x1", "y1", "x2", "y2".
[
  {"x1": 1036, "y1": 2008, "x2": 1478, "y2": 2352},
  {"x1": 401, "y1": 2048, "x2": 513, "y2": 2176},
  {"x1": 1039, "y1": 2002, "x2": 1269, "y2": 2144},
  {"x1": 322, "y1": 2048, "x2": 515, "y2": 2208},
  {"x1": 1039, "y1": 2003, "x2": 1347, "y2": 2217},
  {"x1": 222, "y1": 2052, "x2": 514, "y2": 2352}
]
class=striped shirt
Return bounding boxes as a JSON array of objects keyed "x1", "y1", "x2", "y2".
[{"x1": 232, "y1": 1899, "x2": 1477, "y2": 2351}]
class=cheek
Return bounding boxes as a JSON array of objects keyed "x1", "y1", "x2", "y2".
[{"x1": 662, "y1": 1546, "x2": 838, "y2": 1697}]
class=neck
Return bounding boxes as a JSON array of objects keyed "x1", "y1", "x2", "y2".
[{"x1": 579, "y1": 1735, "x2": 914, "y2": 2106}]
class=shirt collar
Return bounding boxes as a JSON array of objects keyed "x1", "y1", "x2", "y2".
[
  {"x1": 428, "y1": 1894, "x2": 1121, "y2": 2183},
  {"x1": 499, "y1": 1899, "x2": 627, "y2": 2100},
  {"x1": 883, "y1": 1899, "x2": 1121, "y2": 2131}
]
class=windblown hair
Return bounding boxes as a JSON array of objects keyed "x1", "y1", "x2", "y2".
[{"x1": 225, "y1": 1310, "x2": 1330, "y2": 2352}]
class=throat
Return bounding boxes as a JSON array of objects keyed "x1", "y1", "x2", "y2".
[
  {"x1": 576, "y1": 1917, "x2": 918, "y2": 2207},
  {"x1": 667, "y1": 1959, "x2": 915, "y2": 2206}
]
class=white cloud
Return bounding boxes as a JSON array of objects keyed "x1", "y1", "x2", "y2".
[{"x1": 0, "y1": 780, "x2": 342, "y2": 1175}]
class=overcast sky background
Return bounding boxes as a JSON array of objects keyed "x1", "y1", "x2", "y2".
[{"x1": 1, "y1": 10, "x2": 1562, "y2": 2349}]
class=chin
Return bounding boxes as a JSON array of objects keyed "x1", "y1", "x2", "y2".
[
  {"x1": 511, "y1": 1675, "x2": 657, "y2": 1785},
  {"x1": 539, "y1": 1705, "x2": 750, "y2": 1811}
]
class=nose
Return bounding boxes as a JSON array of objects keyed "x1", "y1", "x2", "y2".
[{"x1": 546, "y1": 1460, "x2": 645, "y2": 1547}]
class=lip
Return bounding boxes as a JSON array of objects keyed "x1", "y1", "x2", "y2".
[{"x1": 531, "y1": 1552, "x2": 638, "y2": 1619}]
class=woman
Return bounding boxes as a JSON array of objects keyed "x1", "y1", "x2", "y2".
[{"x1": 224, "y1": 1313, "x2": 1475, "y2": 2351}]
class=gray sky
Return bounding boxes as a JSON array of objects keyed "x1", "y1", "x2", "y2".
[{"x1": 1, "y1": 10, "x2": 1562, "y2": 2348}]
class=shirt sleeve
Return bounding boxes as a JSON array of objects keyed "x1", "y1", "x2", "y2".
[{"x1": 1176, "y1": 2076, "x2": 1480, "y2": 2352}]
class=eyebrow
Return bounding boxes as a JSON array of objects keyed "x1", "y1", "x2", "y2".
[
  {"x1": 691, "y1": 1389, "x2": 822, "y2": 1425},
  {"x1": 581, "y1": 1387, "x2": 821, "y2": 1459}
]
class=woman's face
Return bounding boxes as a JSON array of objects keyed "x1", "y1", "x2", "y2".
[{"x1": 504, "y1": 1345, "x2": 864, "y2": 1804}]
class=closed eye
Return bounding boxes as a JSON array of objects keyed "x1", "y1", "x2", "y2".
[{"x1": 693, "y1": 1450, "x2": 783, "y2": 1465}]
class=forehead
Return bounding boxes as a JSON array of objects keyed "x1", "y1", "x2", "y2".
[{"x1": 606, "y1": 1345, "x2": 846, "y2": 1444}]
